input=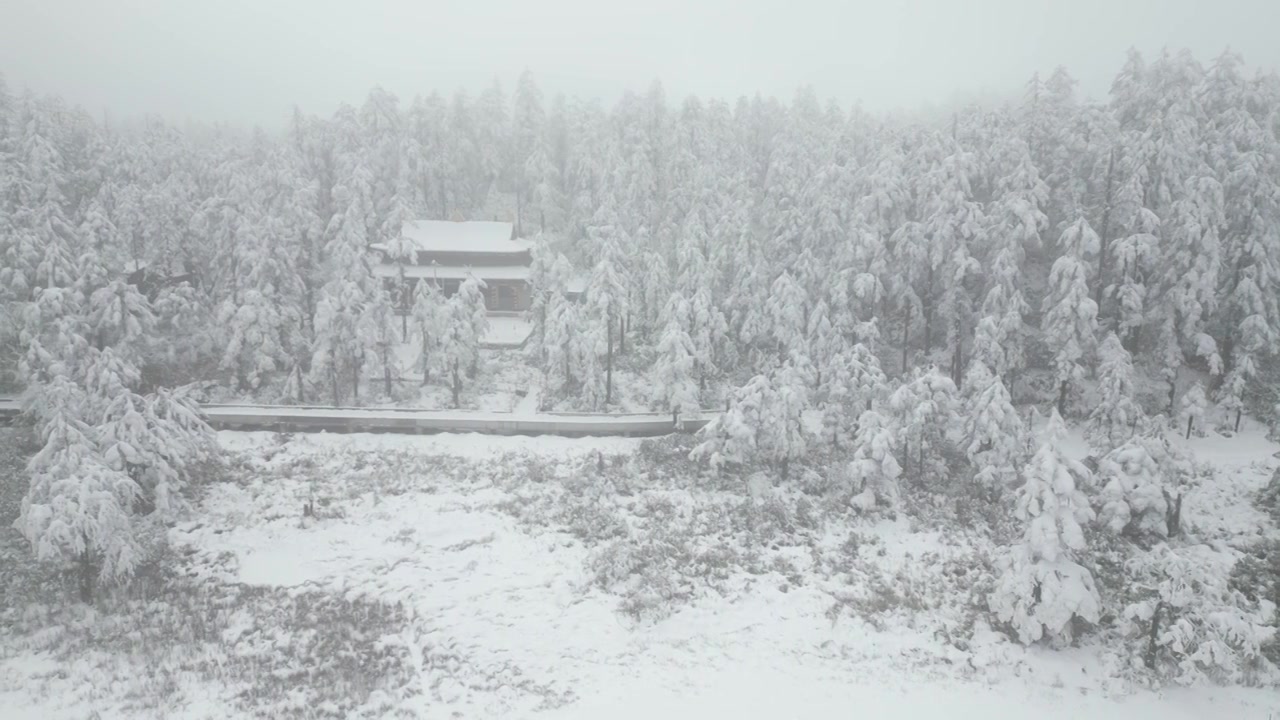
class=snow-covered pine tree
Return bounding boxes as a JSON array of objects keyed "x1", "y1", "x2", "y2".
[
  {"x1": 961, "y1": 359, "x2": 1024, "y2": 488},
  {"x1": 438, "y1": 278, "x2": 484, "y2": 408},
  {"x1": 587, "y1": 197, "x2": 629, "y2": 405},
  {"x1": 847, "y1": 408, "x2": 903, "y2": 513},
  {"x1": 457, "y1": 275, "x2": 489, "y2": 378},
  {"x1": 1096, "y1": 436, "x2": 1171, "y2": 539},
  {"x1": 652, "y1": 292, "x2": 700, "y2": 421},
  {"x1": 98, "y1": 386, "x2": 214, "y2": 518},
  {"x1": 1085, "y1": 332, "x2": 1144, "y2": 451},
  {"x1": 691, "y1": 364, "x2": 809, "y2": 479},
  {"x1": 18, "y1": 375, "x2": 142, "y2": 603},
  {"x1": 410, "y1": 278, "x2": 445, "y2": 385},
  {"x1": 1042, "y1": 217, "x2": 1100, "y2": 415},
  {"x1": 1177, "y1": 381, "x2": 1208, "y2": 439},
  {"x1": 990, "y1": 409, "x2": 1101, "y2": 645},
  {"x1": 362, "y1": 284, "x2": 402, "y2": 397},
  {"x1": 886, "y1": 367, "x2": 960, "y2": 484}
]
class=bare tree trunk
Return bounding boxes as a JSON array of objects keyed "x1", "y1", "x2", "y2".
[
  {"x1": 901, "y1": 305, "x2": 911, "y2": 373},
  {"x1": 1235, "y1": 408, "x2": 1243, "y2": 433},
  {"x1": 1094, "y1": 149, "x2": 1116, "y2": 321},
  {"x1": 605, "y1": 315, "x2": 614, "y2": 406},
  {"x1": 1057, "y1": 380, "x2": 1069, "y2": 416},
  {"x1": 451, "y1": 362, "x2": 461, "y2": 408},
  {"x1": 78, "y1": 548, "x2": 95, "y2": 604},
  {"x1": 1144, "y1": 601, "x2": 1165, "y2": 670},
  {"x1": 923, "y1": 266, "x2": 934, "y2": 354},
  {"x1": 1185, "y1": 415, "x2": 1194, "y2": 440},
  {"x1": 1162, "y1": 490, "x2": 1183, "y2": 537},
  {"x1": 383, "y1": 352, "x2": 392, "y2": 396}
]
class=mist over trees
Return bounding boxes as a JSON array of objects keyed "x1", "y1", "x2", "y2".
[{"x1": 2, "y1": 48, "x2": 1280, "y2": 652}]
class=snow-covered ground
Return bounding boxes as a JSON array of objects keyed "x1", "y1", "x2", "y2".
[{"x1": 1, "y1": 426, "x2": 1277, "y2": 719}]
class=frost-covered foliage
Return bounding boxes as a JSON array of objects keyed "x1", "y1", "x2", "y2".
[
  {"x1": 691, "y1": 364, "x2": 810, "y2": 478},
  {"x1": 821, "y1": 339, "x2": 887, "y2": 449},
  {"x1": 439, "y1": 277, "x2": 487, "y2": 407},
  {"x1": 1086, "y1": 333, "x2": 1144, "y2": 452},
  {"x1": 17, "y1": 376, "x2": 144, "y2": 600},
  {"x1": 1120, "y1": 545, "x2": 1278, "y2": 685},
  {"x1": 961, "y1": 359, "x2": 1024, "y2": 488},
  {"x1": 1042, "y1": 217, "x2": 1099, "y2": 415},
  {"x1": 990, "y1": 410, "x2": 1101, "y2": 644},
  {"x1": 847, "y1": 409, "x2": 903, "y2": 512},
  {"x1": 1177, "y1": 382, "x2": 1209, "y2": 439},
  {"x1": 651, "y1": 292, "x2": 700, "y2": 417},
  {"x1": 1096, "y1": 439, "x2": 1169, "y2": 538},
  {"x1": 886, "y1": 367, "x2": 959, "y2": 484}
]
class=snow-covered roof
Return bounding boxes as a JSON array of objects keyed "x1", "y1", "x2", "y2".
[
  {"x1": 379, "y1": 220, "x2": 527, "y2": 254},
  {"x1": 373, "y1": 263, "x2": 531, "y2": 282}
]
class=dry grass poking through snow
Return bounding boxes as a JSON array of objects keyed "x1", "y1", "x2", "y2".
[{"x1": 1, "y1": 427, "x2": 1279, "y2": 719}]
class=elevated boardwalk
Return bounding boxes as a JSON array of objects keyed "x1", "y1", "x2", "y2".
[{"x1": 0, "y1": 397, "x2": 713, "y2": 438}]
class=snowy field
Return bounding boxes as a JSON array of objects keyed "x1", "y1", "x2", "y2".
[{"x1": 1, "y1": 426, "x2": 1278, "y2": 719}]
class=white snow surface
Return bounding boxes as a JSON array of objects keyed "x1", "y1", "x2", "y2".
[
  {"x1": 379, "y1": 220, "x2": 526, "y2": 254},
  {"x1": 3, "y1": 426, "x2": 1278, "y2": 719}
]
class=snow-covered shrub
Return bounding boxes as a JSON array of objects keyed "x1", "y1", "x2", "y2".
[
  {"x1": 846, "y1": 409, "x2": 903, "y2": 513},
  {"x1": 1176, "y1": 382, "x2": 1209, "y2": 439},
  {"x1": 589, "y1": 500, "x2": 757, "y2": 622},
  {"x1": 691, "y1": 364, "x2": 810, "y2": 480},
  {"x1": 1096, "y1": 439, "x2": 1171, "y2": 539},
  {"x1": 1120, "y1": 544, "x2": 1278, "y2": 686},
  {"x1": 989, "y1": 410, "x2": 1101, "y2": 645},
  {"x1": 1261, "y1": 466, "x2": 1280, "y2": 525}
]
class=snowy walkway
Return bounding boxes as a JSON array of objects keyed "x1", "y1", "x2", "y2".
[{"x1": 200, "y1": 402, "x2": 712, "y2": 436}]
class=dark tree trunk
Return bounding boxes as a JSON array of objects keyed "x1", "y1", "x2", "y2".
[
  {"x1": 605, "y1": 315, "x2": 614, "y2": 406},
  {"x1": 1234, "y1": 408, "x2": 1243, "y2": 433},
  {"x1": 1185, "y1": 415, "x2": 1194, "y2": 440},
  {"x1": 923, "y1": 266, "x2": 934, "y2": 353},
  {"x1": 1094, "y1": 149, "x2": 1116, "y2": 320},
  {"x1": 78, "y1": 549, "x2": 95, "y2": 604},
  {"x1": 619, "y1": 314, "x2": 627, "y2": 355},
  {"x1": 901, "y1": 305, "x2": 911, "y2": 372},
  {"x1": 383, "y1": 353, "x2": 392, "y2": 397},
  {"x1": 329, "y1": 349, "x2": 340, "y2": 407},
  {"x1": 1057, "y1": 380, "x2": 1069, "y2": 416},
  {"x1": 951, "y1": 333, "x2": 964, "y2": 387},
  {"x1": 1144, "y1": 601, "x2": 1164, "y2": 670},
  {"x1": 1163, "y1": 490, "x2": 1183, "y2": 537}
]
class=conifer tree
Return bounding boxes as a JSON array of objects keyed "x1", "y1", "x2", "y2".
[
  {"x1": 990, "y1": 410, "x2": 1101, "y2": 645},
  {"x1": 1085, "y1": 332, "x2": 1144, "y2": 451},
  {"x1": 1043, "y1": 217, "x2": 1100, "y2": 415}
]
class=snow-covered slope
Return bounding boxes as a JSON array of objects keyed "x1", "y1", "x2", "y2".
[{"x1": 2, "y1": 426, "x2": 1277, "y2": 719}]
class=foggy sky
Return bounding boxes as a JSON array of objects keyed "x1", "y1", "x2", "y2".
[{"x1": 3, "y1": 0, "x2": 1279, "y2": 128}]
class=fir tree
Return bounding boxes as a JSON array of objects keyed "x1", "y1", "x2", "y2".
[{"x1": 990, "y1": 410, "x2": 1101, "y2": 645}]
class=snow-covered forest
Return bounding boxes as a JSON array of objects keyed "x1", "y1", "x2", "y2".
[{"x1": 3, "y1": 46, "x2": 1280, "y2": 718}]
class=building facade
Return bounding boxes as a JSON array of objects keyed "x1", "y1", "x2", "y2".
[{"x1": 372, "y1": 220, "x2": 532, "y2": 312}]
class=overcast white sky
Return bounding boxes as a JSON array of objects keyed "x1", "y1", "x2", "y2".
[{"x1": 2, "y1": 0, "x2": 1278, "y2": 127}]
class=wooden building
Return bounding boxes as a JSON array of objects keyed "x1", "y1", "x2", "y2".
[{"x1": 372, "y1": 220, "x2": 532, "y2": 312}]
